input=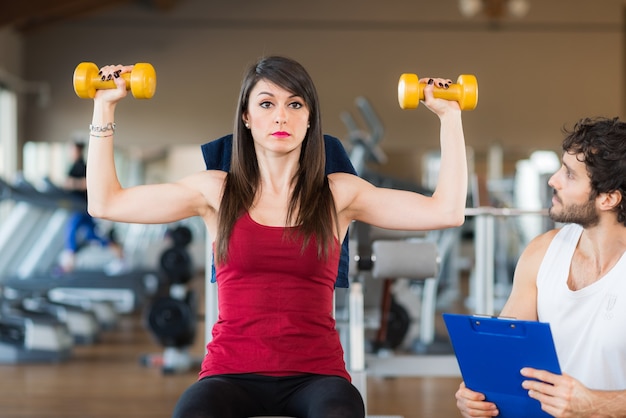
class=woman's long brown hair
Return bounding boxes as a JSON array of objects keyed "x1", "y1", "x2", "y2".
[{"x1": 215, "y1": 56, "x2": 338, "y2": 265}]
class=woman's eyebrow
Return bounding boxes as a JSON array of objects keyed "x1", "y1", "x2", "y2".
[{"x1": 255, "y1": 91, "x2": 300, "y2": 99}]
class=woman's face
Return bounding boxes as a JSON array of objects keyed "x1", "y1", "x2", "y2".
[{"x1": 243, "y1": 78, "x2": 310, "y2": 156}]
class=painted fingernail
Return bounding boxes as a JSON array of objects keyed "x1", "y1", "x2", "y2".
[
  {"x1": 107, "y1": 74, "x2": 112, "y2": 80},
  {"x1": 428, "y1": 79, "x2": 434, "y2": 85},
  {"x1": 114, "y1": 72, "x2": 120, "y2": 78},
  {"x1": 445, "y1": 83, "x2": 449, "y2": 88},
  {"x1": 101, "y1": 75, "x2": 106, "y2": 81},
  {"x1": 438, "y1": 82, "x2": 443, "y2": 87},
  {"x1": 98, "y1": 71, "x2": 102, "y2": 76}
]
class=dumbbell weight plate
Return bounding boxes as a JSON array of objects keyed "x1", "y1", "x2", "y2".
[
  {"x1": 73, "y1": 62, "x2": 100, "y2": 99},
  {"x1": 130, "y1": 63, "x2": 157, "y2": 99},
  {"x1": 456, "y1": 74, "x2": 478, "y2": 111},
  {"x1": 398, "y1": 73, "x2": 420, "y2": 110},
  {"x1": 147, "y1": 296, "x2": 196, "y2": 347},
  {"x1": 160, "y1": 247, "x2": 193, "y2": 284},
  {"x1": 170, "y1": 226, "x2": 193, "y2": 248}
]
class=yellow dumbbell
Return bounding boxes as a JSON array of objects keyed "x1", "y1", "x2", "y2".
[
  {"x1": 73, "y1": 62, "x2": 157, "y2": 99},
  {"x1": 398, "y1": 73, "x2": 478, "y2": 111}
]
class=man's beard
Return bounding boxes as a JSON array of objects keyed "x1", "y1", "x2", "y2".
[{"x1": 549, "y1": 193, "x2": 599, "y2": 228}]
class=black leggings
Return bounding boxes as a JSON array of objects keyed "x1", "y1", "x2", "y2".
[{"x1": 172, "y1": 373, "x2": 365, "y2": 418}]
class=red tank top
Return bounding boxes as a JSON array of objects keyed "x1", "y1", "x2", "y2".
[{"x1": 199, "y1": 213, "x2": 350, "y2": 381}]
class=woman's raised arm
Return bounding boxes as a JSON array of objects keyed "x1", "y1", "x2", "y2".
[
  {"x1": 334, "y1": 76, "x2": 468, "y2": 232},
  {"x1": 86, "y1": 64, "x2": 221, "y2": 225}
]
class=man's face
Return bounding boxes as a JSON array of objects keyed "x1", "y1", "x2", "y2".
[{"x1": 547, "y1": 151, "x2": 599, "y2": 227}]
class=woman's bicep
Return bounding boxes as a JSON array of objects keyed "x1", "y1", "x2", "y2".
[
  {"x1": 332, "y1": 174, "x2": 443, "y2": 231},
  {"x1": 88, "y1": 171, "x2": 220, "y2": 224}
]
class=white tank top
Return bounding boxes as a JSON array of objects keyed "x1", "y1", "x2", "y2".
[{"x1": 537, "y1": 223, "x2": 626, "y2": 390}]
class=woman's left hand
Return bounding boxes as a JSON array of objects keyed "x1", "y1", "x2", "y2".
[{"x1": 419, "y1": 77, "x2": 461, "y2": 117}]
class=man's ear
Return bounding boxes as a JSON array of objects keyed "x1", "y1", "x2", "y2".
[{"x1": 597, "y1": 190, "x2": 623, "y2": 211}]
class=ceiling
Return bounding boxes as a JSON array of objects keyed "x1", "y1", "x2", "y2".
[
  {"x1": 0, "y1": 0, "x2": 183, "y2": 33},
  {"x1": 3, "y1": 0, "x2": 624, "y2": 34}
]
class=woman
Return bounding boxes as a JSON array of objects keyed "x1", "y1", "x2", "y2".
[{"x1": 87, "y1": 55, "x2": 467, "y2": 418}]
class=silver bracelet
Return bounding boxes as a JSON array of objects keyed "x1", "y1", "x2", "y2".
[{"x1": 89, "y1": 122, "x2": 116, "y2": 133}]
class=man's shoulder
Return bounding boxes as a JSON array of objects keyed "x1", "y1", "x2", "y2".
[
  {"x1": 520, "y1": 228, "x2": 562, "y2": 261},
  {"x1": 532, "y1": 227, "x2": 561, "y2": 242}
]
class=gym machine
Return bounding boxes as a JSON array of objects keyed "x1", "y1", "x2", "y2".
[
  {"x1": 0, "y1": 175, "x2": 164, "y2": 355},
  {"x1": 0, "y1": 178, "x2": 111, "y2": 342},
  {"x1": 0, "y1": 176, "x2": 156, "y2": 314},
  {"x1": 0, "y1": 179, "x2": 74, "y2": 363},
  {"x1": 0, "y1": 298, "x2": 74, "y2": 363},
  {"x1": 466, "y1": 149, "x2": 557, "y2": 316},
  {"x1": 142, "y1": 225, "x2": 202, "y2": 374}
]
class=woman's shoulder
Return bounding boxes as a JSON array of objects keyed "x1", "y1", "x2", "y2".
[
  {"x1": 328, "y1": 171, "x2": 361, "y2": 182},
  {"x1": 186, "y1": 168, "x2": 227, "y2": 178},
  {"x1": 177, "y1": 169, "x2": 227, "y2": 200},
  {"x1": 328, "y1": 171, "x2": 366, "y2": 192},
  {"x1": 179, "y1": 169, "x2": 227, "y2": 185},
  {"x1": 328, "y1": 172, "x2": 373, "y2": 210}
]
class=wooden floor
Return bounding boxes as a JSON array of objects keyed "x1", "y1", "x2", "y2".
[{"x1": 0, "y1": 280, "x2": 465, "y2": 418}]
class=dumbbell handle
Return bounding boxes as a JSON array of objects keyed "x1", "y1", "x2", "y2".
[
  {"x1": 398, "y1": 73, "x2": 478, "y2": 111},
  {"x1": 428, "y1": 84, "x2": 464, "y2": 101},
  {"x1": 86, "y1": 72, "x2": 134, "y2": 92}
]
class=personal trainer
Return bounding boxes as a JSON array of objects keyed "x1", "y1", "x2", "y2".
[{"x1": 456, "y1": 117, "x2": 626, "y2": 418}]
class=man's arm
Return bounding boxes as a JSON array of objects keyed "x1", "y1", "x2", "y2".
[
  {"x1": 499, "y1": 228, "x2": 559, "y2": 320},
  {"x1": 455, "y1": 228, "x2": 560, "y2": 418}
]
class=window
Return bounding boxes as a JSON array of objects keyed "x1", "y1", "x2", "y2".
[
  {"x1": 0, "y1": 85, "x2": 17, "y2": 224},
  {"x1": 0, "y1": 85, "x2": 17, "y2": 181}
]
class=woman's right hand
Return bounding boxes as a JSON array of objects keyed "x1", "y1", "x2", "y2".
[
  {"x1": 93, "y1": 64, "x2": 134, "y2": 104},
  {"x1": 456, "y1": 382, "x2": 500, "y2": 417}
]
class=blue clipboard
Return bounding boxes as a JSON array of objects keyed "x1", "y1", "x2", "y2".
[{"x1": 443, "y1": 313, "x2": 562, "y2": 418}]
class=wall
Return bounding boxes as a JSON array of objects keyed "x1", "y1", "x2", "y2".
[
  {"x1": 19, "y1": 0, "x2": 626, "y2": 182},
  {"x1": 0, "y1": 27, "x2": 23, "y2": 172},
  {"x1": 0, "y1": 28, "x2": 22, "y2": 75}
]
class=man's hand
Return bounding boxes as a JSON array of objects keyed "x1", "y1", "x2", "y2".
[
  {"x1": 522, "y1": 367, "x2": 607, "y2": 417},
  {"x1": 455, "y1": 381, "x2": 499, "y2": 417}
]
